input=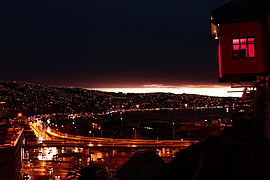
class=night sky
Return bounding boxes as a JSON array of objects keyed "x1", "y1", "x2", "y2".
[{"x1": 0, "y1": 0, "x2": 229, "y2": 89}]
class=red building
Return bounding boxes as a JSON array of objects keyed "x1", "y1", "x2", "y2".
[
  {"x1": 211, "y1": 0, "x2": 270, "y2": 82},
  {"x1": 211, "y1": 0, "x2": 270, "y2": 139}
]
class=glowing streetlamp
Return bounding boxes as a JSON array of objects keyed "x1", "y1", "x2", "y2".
[
  {"x1": 172, "y1": 122, "x2": 175, "y2": 140},
  {"x1": 132, "y1": 128, "x2": 136, "y2": 139},
  {"x1": 17, "y1": 113, "x2": 23, "y2": 122},
  {"x1": 120, "y1": 117, "x2": 123, "y2": 131},
  {"x1": 98, "y1": 127, "x2": 103, "y2": 138},
  {"x1": 89, "y1": 130, "x2": 92, "y2": 137}
]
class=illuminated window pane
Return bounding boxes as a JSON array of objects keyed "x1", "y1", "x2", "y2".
[
  {"x1": 248, "y1": 38, "x2": 255, "y2": 43},
  {"x1": 233, "y1": 45, "x2": 239, "y2": 50},
  {"x1": 248, "y1": 44, "x2": 255, "y2": 57},
  {"x1": 240, "y1": 44, "x2": 247, "y2": 50},
  {"x1": 233, "y1": 39, "x2": 239, "y2": 45},
  {"x1": 240, "y1": 38, "x2": 246, "y2": 44}
]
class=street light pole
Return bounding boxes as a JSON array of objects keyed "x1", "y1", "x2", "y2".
[
  {"x1": 89, "y1": 130, "x2": 92, "y2": 137},
  {"x1": 172, "y1": 122, "x2": 175, "y2": 140},
  {"x1": 120, "y1": 117, "x2": 123, "y2": 132},
  {"x1": 98, "y1": 127, "x2": 103, "y2": 138},
  {"x1": 132, "y1": 128, "x2": 136, "y2": 140}
]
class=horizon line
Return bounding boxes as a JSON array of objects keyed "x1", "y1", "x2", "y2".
[{"x1": 88, "y1": 86, "x2": 243, "y2": 97}]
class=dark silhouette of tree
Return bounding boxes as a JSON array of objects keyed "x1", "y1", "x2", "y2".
[{"x1": 66, "y1": 163, "x2": 108, "y2": 180}]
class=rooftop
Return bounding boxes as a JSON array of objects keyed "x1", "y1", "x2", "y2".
[
  {"x1": 212, "y1": 0, "x2": 270, "y2": 24},
  {"x1": 0, "y1": 125, "x2": 23, "y2": 148}
]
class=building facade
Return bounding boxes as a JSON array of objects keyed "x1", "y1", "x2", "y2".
[
  {"x1": 211, "y1": 0, "x2": 270, "y2": 82},
  {"x1": 211, "y1": 0, "x2": 270, "y2": 139}
]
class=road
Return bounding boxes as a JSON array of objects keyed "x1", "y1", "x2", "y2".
[
  {"x1": 29, "y1": 121, "x2": 198, "y2": 148},
  {"x1": 23, "y1": 121, "x2": 198, "y2": 180}
]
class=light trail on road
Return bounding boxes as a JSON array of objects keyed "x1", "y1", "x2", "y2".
[{"x1": 29, "y1": 121, "x2": 198, "y2": 148}]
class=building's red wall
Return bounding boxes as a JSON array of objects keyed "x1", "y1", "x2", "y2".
[{"x1": 219, "y1": 20, "x2": 267, "y2": 77}]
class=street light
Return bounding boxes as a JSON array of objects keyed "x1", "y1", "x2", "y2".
[
  {"x1": 132, "y1": 128, "x2": 136, "y2": 140},
  {"x1": 120, "y1": 117, "x2": 123, "y2": 130},
  {"x1": 89, "y1": 130, "x2": 92, "y2": 137},
  {"x1": 98, "y1": 127, "x2": 103, "y2": 138},
  {"x1": 17, "y1": 113, "x2": 23, "y2": 122},
  {"x1": 172, "y1": 122, "x2": 175, "y2": 140}
]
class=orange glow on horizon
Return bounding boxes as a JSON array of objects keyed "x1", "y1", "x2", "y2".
[{"x1": 90, "y1": 84, "x2": 243, "y2": 97}]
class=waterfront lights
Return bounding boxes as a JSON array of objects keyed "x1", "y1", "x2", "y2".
[{"x1": 39, "y1": 137, "x2": 44, "y2": 143}]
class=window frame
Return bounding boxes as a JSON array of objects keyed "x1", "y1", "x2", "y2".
[{"x1": 232, "y1": 37, "x2": 256, "y2": 59}]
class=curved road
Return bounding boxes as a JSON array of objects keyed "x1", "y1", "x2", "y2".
[{"x1": 29, "y1": 121, "x2": 199, "y2": 148}]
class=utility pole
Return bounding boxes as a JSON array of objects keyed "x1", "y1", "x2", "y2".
[
  {"x1": 132, "y1": 128, "x2": 136, "y2": 139},
  {"x1": 172, "y1": 122, "x2": 175, "y2": 140}
]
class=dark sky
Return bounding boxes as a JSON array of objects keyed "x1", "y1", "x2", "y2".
[{"x1": 0, "y1": 0, "x2": 229, "y2": 88}]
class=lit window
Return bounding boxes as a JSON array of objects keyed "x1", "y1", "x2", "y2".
[{"x1": 232, "y1": 37, "x2": 255, "y2": 58}]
